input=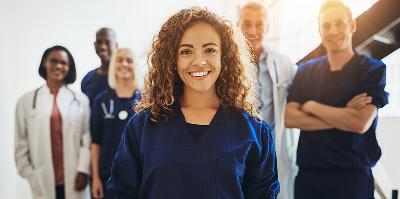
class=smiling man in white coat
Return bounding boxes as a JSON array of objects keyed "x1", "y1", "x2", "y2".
[
  {"x1": 237, "y1": 2, "x2": 300, "y2": 199},
  {"x1": 14, "y1": 46, "x2": 91, "y2": 199}
]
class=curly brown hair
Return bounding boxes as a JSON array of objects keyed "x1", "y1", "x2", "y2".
[{"x1": 136, "y1": 7, "x2": 259, "y2": 121}]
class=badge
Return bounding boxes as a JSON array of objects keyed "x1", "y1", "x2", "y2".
[{"x1": 118, "y1": 110, "x2": 128, "y2": 120}]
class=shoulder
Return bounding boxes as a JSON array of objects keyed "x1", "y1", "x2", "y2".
[
  {"x1": 357, "y1": 54, "x2": 386, "y2": 72},
  {"x1": 268, "y1": 50, "x2": 297, "y2": 72},
  {"x1": 127, "y1": 110, "x2": 151, "y2": 134},
  {"x1": 268, "y1": 50, "x2": 291, "y2": 63},
  {"x1": 64, "y1": 87, "x2": 90, "y2": 107},
  {"x1": 16, "y1": 88, "x2": 37, "y2": 108},
  {"x1": 228, "y1": 109, "x2": 271, "y2": 139},
  {"x1": 81, "y1": 69, "x2": 98, "y2": 84},
  {"x1": 297, "y1": 56, "x2": 327, "y2": 75},
  {"x1": 133, "y1": 89, "x2": 142, "y2": 101},
  {"x1": 92, "y1": 89, "x2": 112, "y2": 105}
]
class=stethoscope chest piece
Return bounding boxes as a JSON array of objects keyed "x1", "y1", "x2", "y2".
[{"x1": 118, "y1": 110, "x2": 128, "y2": 120}]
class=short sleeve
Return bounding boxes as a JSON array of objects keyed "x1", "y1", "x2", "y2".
[
  {"x1": 90, "y1": 94, "x2": 104, "y2": 144},
  {"x1": 358, "y1": 61, "x2": 389, "y2": 109}
]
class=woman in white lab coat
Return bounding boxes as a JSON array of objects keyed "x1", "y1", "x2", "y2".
[{"x1": 14, "y1": 45, "x2": 91, "y2": 199}]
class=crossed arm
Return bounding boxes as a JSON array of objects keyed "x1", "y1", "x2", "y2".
[{"x1": 285, "y1": 93, "x2": 377, "y2": 134}]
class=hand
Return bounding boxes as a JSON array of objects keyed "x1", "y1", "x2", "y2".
[
  {"x1": 92, "y1": 176, "x2": 104, "y2": 199},
  {"x1": 301, "y1": 100, "x2": 316, "y2": 114},
  {"x1": 74, "y1": 172, "x2": 88, "y2": 191},
  {"x1": 346, "y1": 93, "x2": 372, "y2": 110}
]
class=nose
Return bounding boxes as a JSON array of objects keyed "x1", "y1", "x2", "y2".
[
  {"x1": 54, "y1": 62, "x2": 63, "y2": 69},
  {"x1": 247, "y1": 24, "x2": 257, "y2": 36},
  {"x1": 328, "y1": 26, "x2": 339, "y2": 36},
  {"x1": 99, "y1": 43, "x2": 108, "y2": 50},
  {"x1": 192, "y1": 52, "x2": 206, "y2": 67}
]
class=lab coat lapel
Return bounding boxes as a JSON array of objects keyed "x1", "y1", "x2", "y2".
[
  {"x1": 56, "y1": 85, "x2": 70, "y2": 122},
  {"x1": 262, "y1": 47, "x2": 279, "y2": 139}
]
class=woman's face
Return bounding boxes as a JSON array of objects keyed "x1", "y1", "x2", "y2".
[
  {"x1": 44, "y1": 50, "x2": 70, "y2": 83},
  {"x1": 177, "y1": 22, "x2": 222, "y2": 94},
  {"x1": 115, "y1": 50, "x2": 135, "y2": 81}
]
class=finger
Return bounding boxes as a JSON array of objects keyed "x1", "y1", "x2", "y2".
[
  {"x1": 351, "y1": 96, "x2": 370, "y2": 107},
  {"x1": 354, "y1": 98, "x2": 372, "y2": 110},
  {"x1": 351, "y1": 93, "x2": 367, "y2": 101},
  {"x1": 347, "y1": 93, "x2": 366, "y2": 107}
]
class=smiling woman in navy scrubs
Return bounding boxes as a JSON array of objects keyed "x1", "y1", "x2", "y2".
[
  {"x1": 90, "y1": 48, "x2": 141, "y2": 199},
  {"x1": 108, "y1": 8, "x2": 279, "y2": 199}
]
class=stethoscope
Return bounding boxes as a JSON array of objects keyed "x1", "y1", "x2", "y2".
[
  {"x1": 32, "y1": 86, "x2": 80, "y2": 109},
  {"x1": 101, "y1": 90, "x2": 139, "y2": 120}
]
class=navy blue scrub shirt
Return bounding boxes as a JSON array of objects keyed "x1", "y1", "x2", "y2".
[
  {"x1": 288, "y1": 54, "x2": 388, "y2": 199},
  {"x1": 91, "y1": 89, "x2": 141, "y2": 180},
  {"x1": 81, "y1": 69, "x2": 110, "y2": 106},
  {"x1": 108, "y1": 103, "x2": 280, "y2": 199}
]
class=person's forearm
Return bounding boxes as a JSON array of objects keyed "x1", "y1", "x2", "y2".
[
  {"x1": 91, "y1": 144, "x2": 101, "y2": 179},
  {"x1": 306, "y1": 102, "x2": 376, "y2": 134},
  {"x1": 285, "y1": 104, "x2": 333, "y2": 131}
]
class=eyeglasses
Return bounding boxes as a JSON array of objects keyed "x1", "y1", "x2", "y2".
[{"x1": 48, "y1": 58, "x2": 69, "y2": 66}]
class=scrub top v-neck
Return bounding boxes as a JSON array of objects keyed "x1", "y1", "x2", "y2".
[{"x1": 108, "y1": 103, "x2": 280, "y2": 199}]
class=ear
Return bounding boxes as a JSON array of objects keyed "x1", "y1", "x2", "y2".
[{"x1": 350, "y1": 20, "x2": 357, "y2": 34}]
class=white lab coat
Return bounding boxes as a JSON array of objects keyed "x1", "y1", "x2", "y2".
[
  {"x1": 14, "y1": 84, "x2": 91, "y2": 199},
  {"x1": 258, "y1": 47, "x2": 300, "y2": 199}
]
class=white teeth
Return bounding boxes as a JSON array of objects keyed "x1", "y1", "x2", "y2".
[{"x1": 190, "y1": 71, "x2": 209, "y2": 77}]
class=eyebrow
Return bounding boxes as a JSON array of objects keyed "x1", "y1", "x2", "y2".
[
  {"x1": 178, "y1": 42, "x2": 218, "y2": 49},
  {"x1": 202, "y1": 43, "x2": 218, "y2": 48}
]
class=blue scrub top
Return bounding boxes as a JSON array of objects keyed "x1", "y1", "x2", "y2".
[
  {"x1": 81, "y1": 69, "x2": 109, "y2": 106},
  {"x1": 108, "y1": 103, "x2": 280, "y2": 199},
  {"x1": 91, "y1": 89, "x2": 141, "y2": 179},
  {"x1": 288, "y1": 53, "x2": 388, "y2": 169}
]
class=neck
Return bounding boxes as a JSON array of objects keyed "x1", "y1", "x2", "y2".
[
  {"x1": 115, "y1": 80, "x2": 136, "y2": 98},
  {"x1": 47, "y1": 79, "x2": 63, "y2": 94},
  {"x1": 97, "y1": 61, "x2": 109, "y2": 75},
  {"x1": 327, "y1": 48, "x2": 355, "y2": 71},
  {"x1": 253, "y1": 45, "x2": 263, "y2": 61},
  {"x1": 180, "y1": 86, "x2": 220, "y2": 109}
]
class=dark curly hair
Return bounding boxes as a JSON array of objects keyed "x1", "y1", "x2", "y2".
[{"x1": 136, "y1": 7, "x2": 259, "y2": 121}]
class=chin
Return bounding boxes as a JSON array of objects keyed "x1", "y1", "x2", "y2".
[{"x1": 188, "y1": 85, "x2": 213, "y2": 94}]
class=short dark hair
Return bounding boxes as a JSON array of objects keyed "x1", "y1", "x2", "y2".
[
  {"x1": 38, "y1": 45, "x2": 76, "y2": 84},
  {"x1": 319, "y1": 0, "x2": 353, "y2": 21}
]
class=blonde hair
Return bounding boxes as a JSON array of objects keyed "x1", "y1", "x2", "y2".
[{"x1": 108, "y1": 48, "x2": 138, "y2": 89}]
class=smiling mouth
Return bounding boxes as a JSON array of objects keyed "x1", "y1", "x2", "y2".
[{"x1": 189, "y1": 71, "x2": 211, "y2": 78}]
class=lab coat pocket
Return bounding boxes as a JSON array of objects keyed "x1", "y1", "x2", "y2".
[{"x1": 27, "y1": 169, "x2": 45, "y2": 198}]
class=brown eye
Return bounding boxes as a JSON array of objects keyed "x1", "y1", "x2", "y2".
[
  {"x1": 180, "y1": 49, "x2": 192, "y2": 56},
  {"x1": 204, "y1": 48, "x2": 217, "y2": 54}
]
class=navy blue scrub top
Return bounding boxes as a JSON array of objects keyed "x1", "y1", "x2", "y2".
[
  {"x1": 91, "y1": 89, "x2": 141, "y2": 179},
  {"x1": 81, "y1": 69, "x2": 109, "y2": 106},
  {"x1": 288, "y1": 53, "x2": 389, "y2": 169},
  {"x1": 108, "y1": 104, "x2": 280, "y2": 199}
]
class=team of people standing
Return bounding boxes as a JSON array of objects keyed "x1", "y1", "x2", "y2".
[{"x1": 14, "y1": 1, "x2": 388, "y2": 199}]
